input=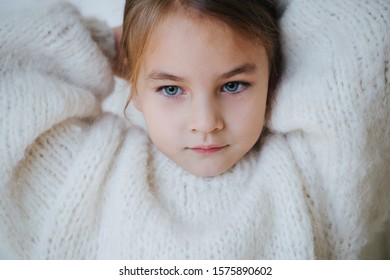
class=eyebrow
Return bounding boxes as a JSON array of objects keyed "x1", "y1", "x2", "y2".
[
  {"x1": 147, "y1": 72, "x2": 185, "y2": 82},
  {"x1": 146, "y1": 63, "x2": 257, "y2": 82},
  {"x1": 220, "y1": 63, "x2": 257, "y2": 79}
]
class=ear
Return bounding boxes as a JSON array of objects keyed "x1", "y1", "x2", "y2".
[{"x1": 132, "y1": 92, "x2": 143, "y2": 112}]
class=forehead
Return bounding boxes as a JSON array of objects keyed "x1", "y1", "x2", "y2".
[{"x1": 141, "y1": 9, "x2": 266, "y2": 77}]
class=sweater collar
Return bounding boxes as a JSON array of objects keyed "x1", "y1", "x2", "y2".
[{"x1": 147, "y1": 145, "x2": 259, "y2": 225}]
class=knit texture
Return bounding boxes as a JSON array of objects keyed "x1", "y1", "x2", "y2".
[{"x1": 0, "y1": 1, "x2": 389, "y2": 259}]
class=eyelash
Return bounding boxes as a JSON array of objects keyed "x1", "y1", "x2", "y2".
[
  {"x1": 156, "y1": 85, "x2": 184, "y2": 99},
  {"x1": 221, "y1": 81, "x2": 250, "y2": 95},
  {"x1": 156, "y1": 81, "x2": 250, "y2": 99}
]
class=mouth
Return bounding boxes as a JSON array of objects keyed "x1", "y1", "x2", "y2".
[{"x1": 187, "y1": 144, "x2": 229, "y2": 155}]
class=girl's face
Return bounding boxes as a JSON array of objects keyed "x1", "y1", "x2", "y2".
[{"x1": 134, "y1": 10, "x2": 270, "y2": 177}]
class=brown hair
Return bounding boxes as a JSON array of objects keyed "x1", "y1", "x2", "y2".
[{"x1": 120, "y1": 0, "x2": 281, "y2": 115}]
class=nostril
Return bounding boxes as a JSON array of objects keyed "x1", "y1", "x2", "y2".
[
  {"x1": 189, "y1": 97, "x2": 224, "y2": 134},
  {"x1": 190, "y1": 119, "x2": 224, "y2": 134}
]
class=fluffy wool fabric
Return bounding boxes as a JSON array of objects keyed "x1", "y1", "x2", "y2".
[{"x1": 0, "y1": 0, "x2": 389, "y2": 259}]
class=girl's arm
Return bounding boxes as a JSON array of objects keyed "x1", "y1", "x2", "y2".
[
  {"x1": 269, "y1": 0, "x2": 390, "y2": 258},
  {"x1": 0, "y1": 2, "x2": 115, "y2": 188},
  {"x1": 0, "y1": 3, "x2": 118, "y2": 258}
]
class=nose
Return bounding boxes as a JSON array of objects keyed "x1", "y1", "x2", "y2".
[{"x1": 189, "y1": 95, "x2": 224, "y2": 134}]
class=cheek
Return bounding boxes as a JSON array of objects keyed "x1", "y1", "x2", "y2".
[
  {"x1": 225, "y1": 95, "x2": 266, "y2": 140},
  {"x1": 140, "y1": 100, "x2": 183, "y2": 145}
]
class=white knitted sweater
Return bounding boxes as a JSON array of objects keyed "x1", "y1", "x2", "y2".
[{"x1": 0, "y1": 1, "x2": 389, "y2": 259}]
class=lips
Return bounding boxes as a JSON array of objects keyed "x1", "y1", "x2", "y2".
[{"x1": 187, "y1": 144, "x2": 228, "y2": 154}]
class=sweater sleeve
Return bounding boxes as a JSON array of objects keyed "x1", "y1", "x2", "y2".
[
  {"x1": 0, "y1": 3, "x2": 115, "y2": 188},
  {"x1": 0, "y1": 3, "x2": 120, "y2": 258},
  {"x1": 269, "y1": 0, "x2": 390, "y2": 258}
]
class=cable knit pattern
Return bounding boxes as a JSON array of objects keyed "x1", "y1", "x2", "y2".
[{"x1": 0, "y1": 1, "x2": 389, "y2": 259}]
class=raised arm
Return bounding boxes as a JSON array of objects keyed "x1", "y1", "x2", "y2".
[
  {"x1": 0, "y1": 3, "x2": 120, "y2": 258},
  {"x1": 269, "y1": 0, "x2": 390, "y2": 258},
  {"x1": 0, "y1": 3, "x2": 115, "y2": 187}
]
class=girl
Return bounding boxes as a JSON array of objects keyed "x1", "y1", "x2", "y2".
[{"x1": 0, "y1": 0, "x2": 389, "y2": 259}]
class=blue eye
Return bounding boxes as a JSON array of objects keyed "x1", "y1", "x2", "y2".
[
  {"x1": 159, "y1": 86, "x2": 184, "y2": 97},
  {"x1": 222, "y1": 82, "x2": 248, "y2": 94}
]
